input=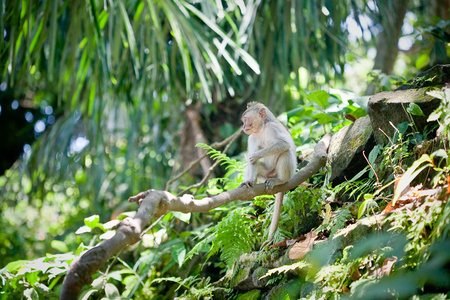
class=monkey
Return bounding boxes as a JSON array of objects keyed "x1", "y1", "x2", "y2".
[{"x1": 239, "y1": 102, "x2": 297, "y2": 243}]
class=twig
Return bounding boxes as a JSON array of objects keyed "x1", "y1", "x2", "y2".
[
  {"x1": 166, "y1": 128, "x2": 242, "y2": 191},
  {"x1": 177, "y1": 128, "x2": 243, "y2": 196},
  {"x1": 362, "y1": 150, "x2": 380, "y2": 186}
]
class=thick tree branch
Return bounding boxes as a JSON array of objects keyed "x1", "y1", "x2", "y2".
[{"x1": 59, "y1": 133, "x2": 331, "y2": 300}]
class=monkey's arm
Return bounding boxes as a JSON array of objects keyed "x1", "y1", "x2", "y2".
[
  {"x1": 250, "y1": 140, "x2": 290, "y2": 163},
  {"x1": 249, "y1": 125, "x2": 292, "y2": 163},
  {"x1": 239, "y1": 135, "x2": 259, "y2": 187}
]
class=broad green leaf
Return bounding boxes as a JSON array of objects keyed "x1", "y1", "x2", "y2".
[
  {"x1": 105, "y1": 283, "x2": 120, "y2": 298},
  {"x1": 80, "y1": 289, "x2": 98, "y2": 300},
  {"x1": 407, "y1": 103, "x2": 425, "y2": 117},
  {"x1": 75, "y1": 225, "x2": 91, "y2": 235},
  {"x1": 431, "y1": 149, "x2": 448, "y2": 159},
  {"x1": 84, "y1": 215, "x2": 100, "y2": 229},
  {"x1": 286, "y1": 107, "x2": 304, "y2": 119},
  {"x1": 393, "y1": 154, "x2": 433, "y2": 204},
  {"x1": 368, "y1": 145, "x2": 382, "y2": 165},
  {"x1": 26, "y1": 271, "x2": 40, "y2": 286},
  {"x1": 99, "y1": 231, "x2": 116, "y2": 240},
  {"x1": 416, "y1": 52, "x2": 430, "y2": 70},
  {"x1": 171, "y1": 243, "x2": 187, "y2": 266},
  {"x1": 427, "y1": 109, "x2": 442, "y2": 122},
  {"x1": 307, "y1": 90, "x2": 330, "y2": 108},
  {"x1": 172, "y1": 211, "x2": 191, "y2": 223},
  {"x1": 357, "y1": 199, "x2": 369, "y2": 219},
  {"x1": 51, "y1": 240, "x2": 69, "y2": 253},
  {"x1": 6, "y1": 260, "x2": 28, "y2": 273},
  {"x1": 24, "y1": 288, "x2": 38, "y2": 300},
  {"x1": 314, "y1": 113, "x2": 335, "y2": 124}
]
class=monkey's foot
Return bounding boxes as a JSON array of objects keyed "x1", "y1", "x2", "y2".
[
  {"x1": 264, "y1": 178, "x2": 280, "y2": 191},
  {"x1": 239, "y1": 181, "x2": 254, "y2": 188}
]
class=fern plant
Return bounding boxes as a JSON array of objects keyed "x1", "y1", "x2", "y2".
[
  {"x1": 207, "y1": 207, "x2": 257, "y2": 269},
  {"x1": 196, "y1": 143, "x2": 245, "y2": 193},
  {"x1": 274, "y1": 186, "x2": 323, "y2": 241},
  {"x1": 185, "y1": 206, "x2": 257, "y2": 270}
]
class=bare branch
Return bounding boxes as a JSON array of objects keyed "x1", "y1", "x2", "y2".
[
  {"x1": 59, "y1": 133, "x2": 330, "y2": 300},
  {"x1": 178, "y1": 128, "x2": 243, "y2": 195},
  {"x1": 166, "y1": 128, "x2": 243, "y2": 191}
]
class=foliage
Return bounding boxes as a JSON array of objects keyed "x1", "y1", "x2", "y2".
[
  {"x1": 287, "y1": 89, "x2": 368, "y2": 145},
  {"x1": 196, "y1": 142, "x2": 245, "y2": 194},
  {"x1": 275, "y1": 186, "x2": 324, "y2": 241},
  {"x1": 1, "y1": 0, "x2": 449, "y2": 299},
  {"x1": 187, "y1": 206, "x2": 257, "y2": 270},
  {"x1": 0, "y1": 248, "x2": 82, "y2": 299}
]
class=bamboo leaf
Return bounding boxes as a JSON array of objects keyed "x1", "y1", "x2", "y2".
[
  {"x1": 117, "y1": 0, "x2": 141, "y2": 77},
  {"x1": 392, "y1": 154, "x2": 433, "y2": 204}
]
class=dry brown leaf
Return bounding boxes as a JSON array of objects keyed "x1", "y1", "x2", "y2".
[
  {"x1": 271, "y1": 238, "x2": 299, "y2": 249},
  {"x1": 371, "y1": 256, "x2": 398, "y2": 278},
  {"x1": 289, "y1": 231, "x2": 317, "y2": 260},
  {"x1": 380, "y1": 256, "x2": 397, "y2": 277},
  {"x1": 351, "y1": 268, "x2": 361, "y2": 281}
]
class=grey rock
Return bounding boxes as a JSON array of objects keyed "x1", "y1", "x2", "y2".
[
  {"x1": 367, "y1": 88, "x2": 441, "y2": 144},
  {"x1": 328, "y1": 116, "x2": 375, "y2": 184}
]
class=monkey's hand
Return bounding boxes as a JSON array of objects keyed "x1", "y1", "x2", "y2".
[
  {"x1": 239, "y1": 181, "x2": 254, "y2": 188},
  {"x1": 248, "y1": 153, "x2": 262, "y2": 164}
]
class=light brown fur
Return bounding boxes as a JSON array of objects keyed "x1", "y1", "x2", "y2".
[{"x1": 239, "y1": 102, "x2": 297, "y2": 242}]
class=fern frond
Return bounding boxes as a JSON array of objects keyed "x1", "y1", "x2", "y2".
[
  {"x1": 196, "y1": 143, "x2": 233, "y2": 165},
  {"x1": 209, "y1": 207, "x2": 256, "y2": 268},
  {"x1": 184, "y1": 232, "x2": 215, "y2": 264},
  {"x1": 330, "y1": 208, "x2": 352, "y2": 237}
]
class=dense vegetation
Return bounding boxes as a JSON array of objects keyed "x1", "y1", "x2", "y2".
[{"x1": 1, "y1": 0, "x2": 449, "y2": 299}]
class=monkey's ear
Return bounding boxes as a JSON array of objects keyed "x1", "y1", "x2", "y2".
[
  {"x1": 259, "y1": 108, "x2": 267, "y2": 119},
  {"x1": 247, "y1": 101, "x2": 257, "y2": 109}
]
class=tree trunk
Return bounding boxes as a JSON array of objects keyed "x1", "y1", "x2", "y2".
[
  {"x1": 366, "y1": 0, "x2": 410, "y2": 95},
  {"x1": 174, "y1": 103, "x2": 213, "y2": 187}
]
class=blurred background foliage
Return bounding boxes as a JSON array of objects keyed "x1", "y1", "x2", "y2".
[{"x1": 0, "y1": 0, "x2": 449, "y2": 298}]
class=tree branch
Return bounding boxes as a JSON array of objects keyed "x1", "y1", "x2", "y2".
[
  {"x1": 165, "y1": 128, "x2": 243, "y2": 192},
  {"x1": 59, "y1": 133, "x2": 331, "y2": 300}
]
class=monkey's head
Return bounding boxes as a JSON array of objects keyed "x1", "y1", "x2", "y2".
[{"x1": 241, "y1": 102, "x2": 268, "y2": 135}]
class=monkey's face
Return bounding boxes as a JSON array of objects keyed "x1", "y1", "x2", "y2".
[{"x1": 241, "y1": 111, "x2": 262, "y2": 135}]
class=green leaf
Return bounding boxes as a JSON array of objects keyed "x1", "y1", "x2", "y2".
[
  {"x1": 104, "y1": 283, "x2": 120, "y2": 298},
  {"x1": 6, "y1": 260, "x2": 28, "y2": 273},
  {"x1": 368, "y1": 145, "x2": 382, "y2": 165},
  {"x1": 357, "y1": 199, "x2": 369, "y2": 219},
  {"x1": 428, "y1": 109, "x2": 442, "y2": 122},
  {"x1": 171, "y1": 243, "x2": 187, "y2": 266},
  {"x1": 349, "y1": 167, "x2": 369, "y2": 182},
  {"x1": 407, "y1": 103, "x2": 425, "y2": 117},
  {"x1": 431, "y1": 149, "x2": 448, "y2": 159},
  {"x1": 314, "y1": 113, "x2": 336, "y2": 124},
  {"x1": 286, "y1": 106, "x2": 304, "y2": 119},
  {"x1": 172, "y1": 211, "x2": 191, "y2": 223},
  {"x1": 307, "y1": 90, "x2": 330, "y2": 108},
  {"x1": 75, "y1": 225, "x2": 91, "y2": 235},
  {"x1": 26, "y1": 271, "x2": 40, "y2": 286},
  {"x1": 416, "y1": 52, "x2": 430, "y2": 70},
  {"x1": 393, "y1": 154, "x2": 433, "y2": 204},
  {"x1": 84, "y1": 215, "x2": 100, "y2": 229},
  {"x1": 24, "y1": 288, "x2": 39, "y2": 300},
  {"x1": 51, "y1": 240, "x2": 69, "y2": 253}
]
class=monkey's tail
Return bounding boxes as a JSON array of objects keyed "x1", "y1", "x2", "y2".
[{"x1": 267, "y1": 192, "x2": 284, "y2": 242}]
